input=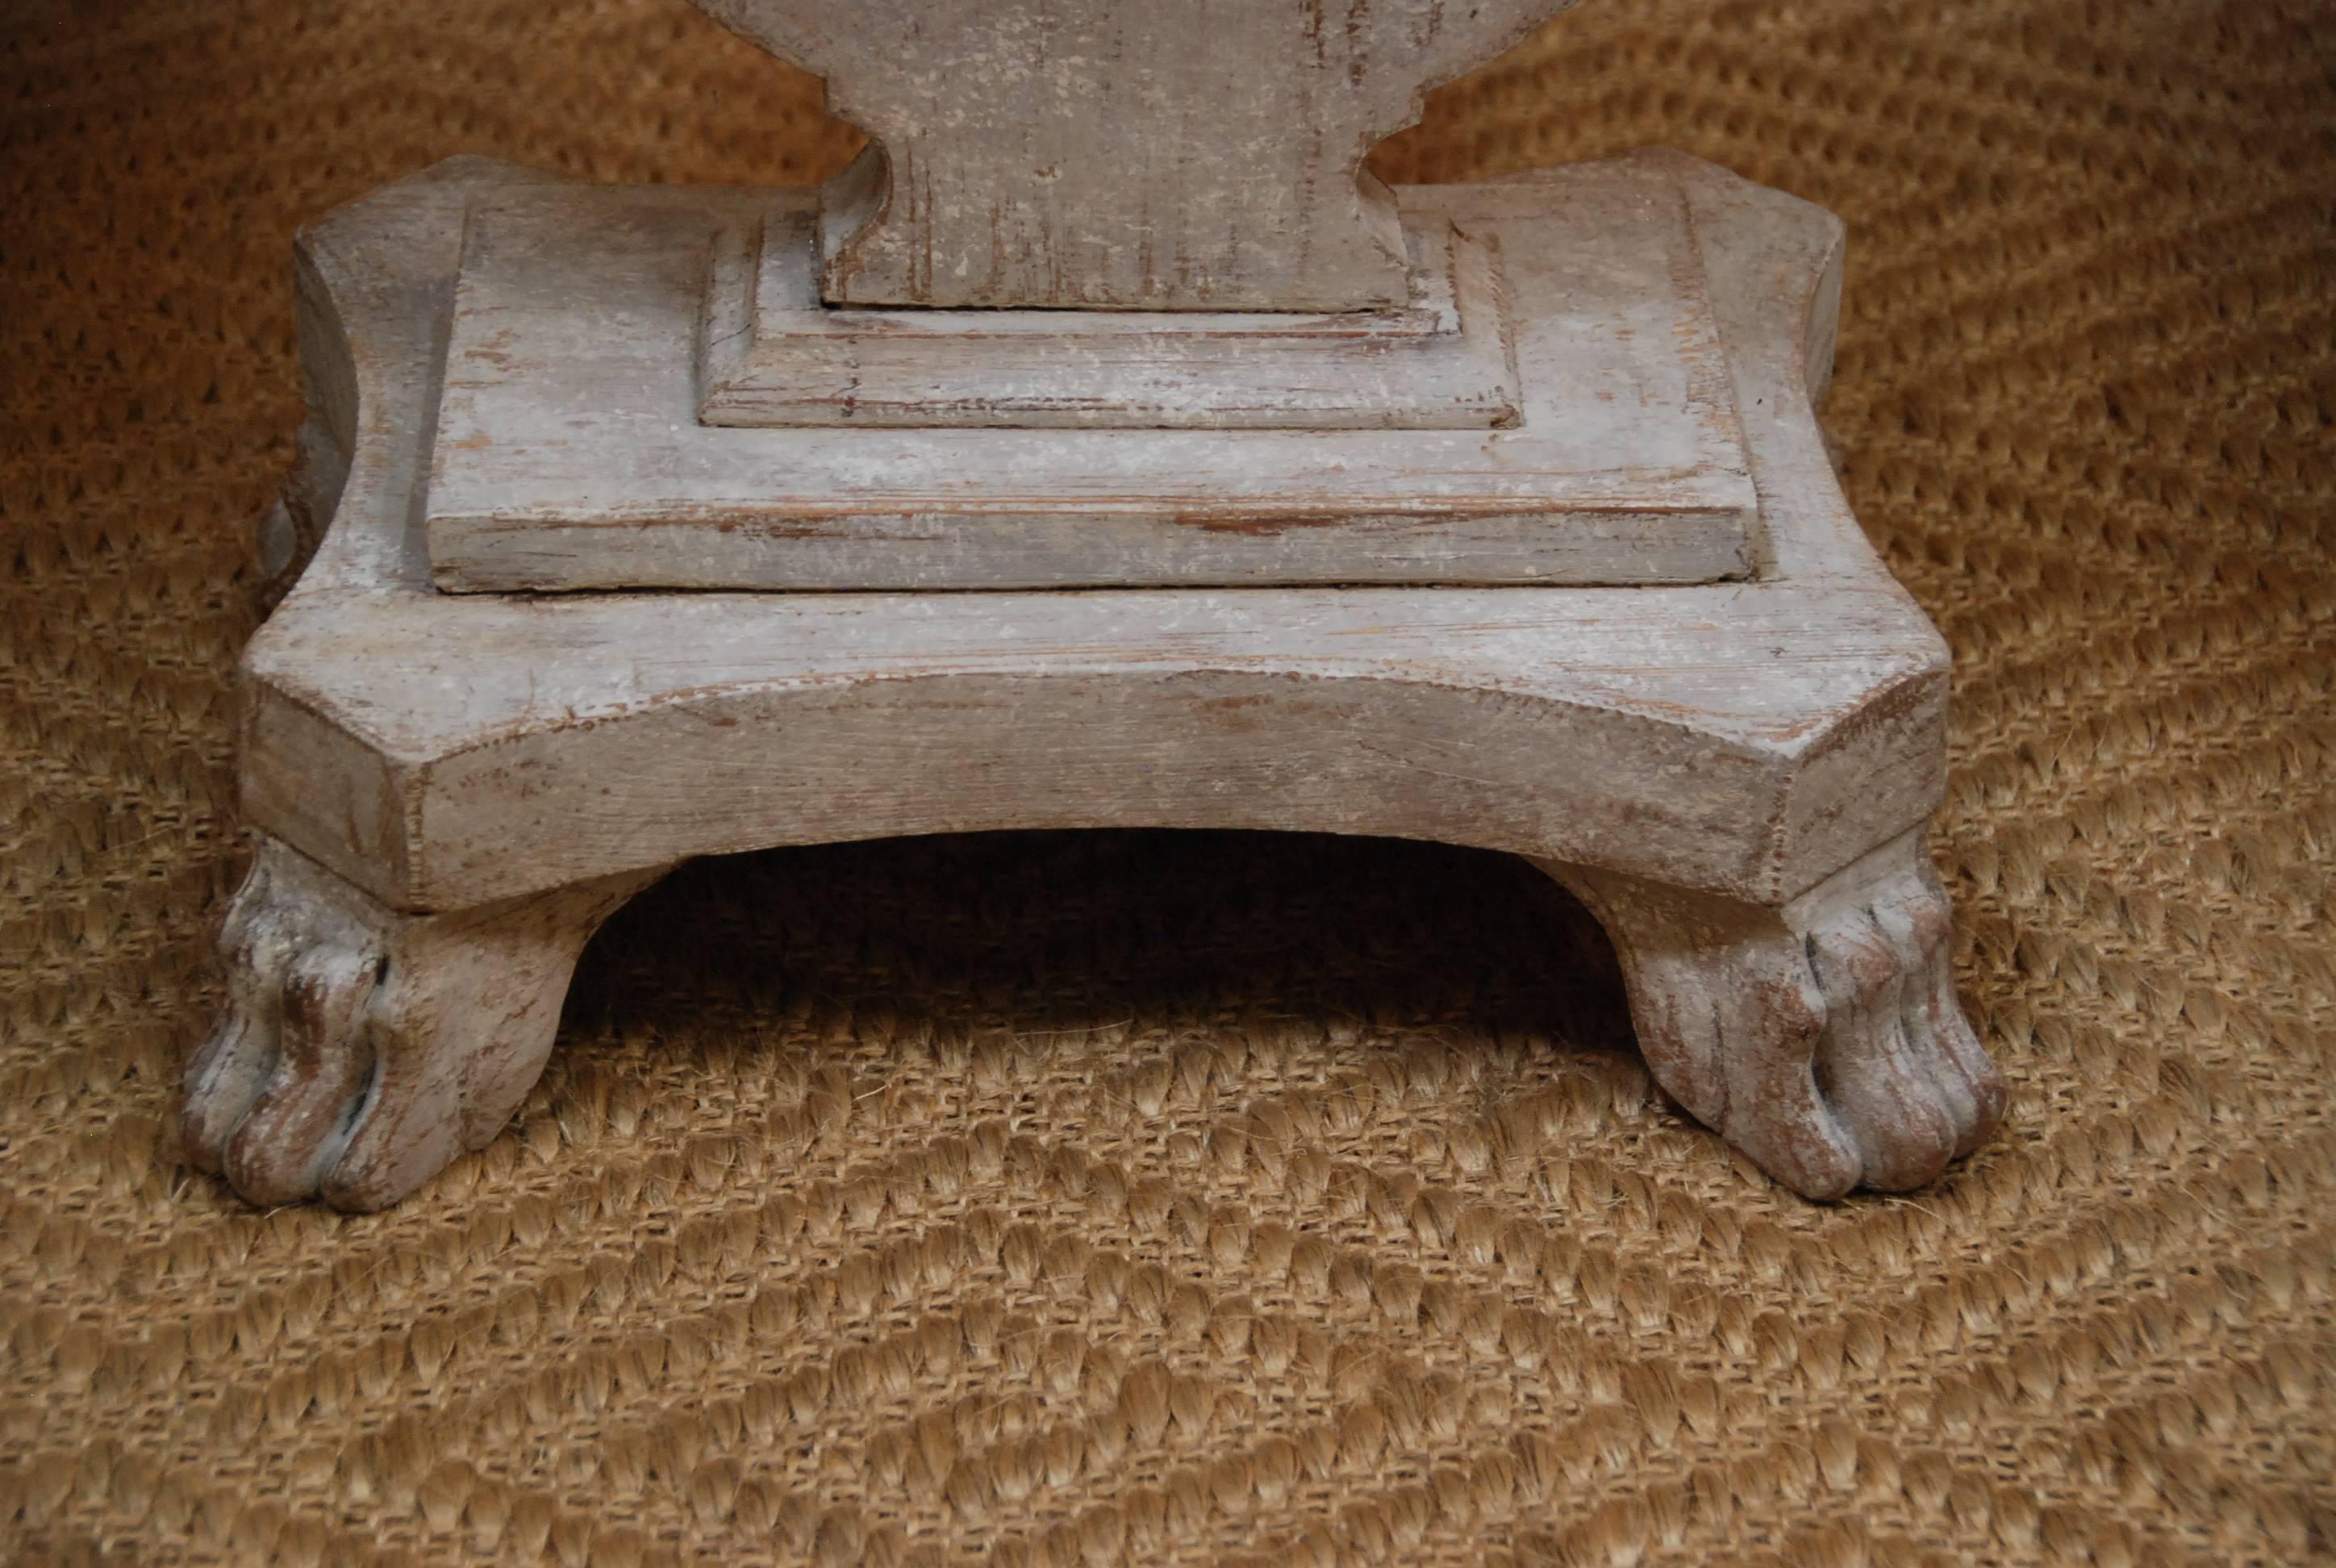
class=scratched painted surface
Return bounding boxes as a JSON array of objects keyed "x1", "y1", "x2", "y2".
[
  {"x1": 691, "y1": 0, "x2": 1579, "y2": 309},
  {"x1": 426, "y1": 158, "x2": 1758, "y2": 591},
  {"x1": 201, "y1": 148, "x2": 1998, "y2": 1212},
  {"x1": 699, "y1": 211, "x2": 1524, "y2": 430},
  {"x1": 245, "y1": 152, "x2": 1935, "y2": 919}
]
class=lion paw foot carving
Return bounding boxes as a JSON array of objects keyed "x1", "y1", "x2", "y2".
[
  {"x1": 183, "y1": 839, "x2": 656, "y2": 1211},
  {"x1": 1792, "y1": 853, "x2": 2006, "y2": 1192},
  {"x1": 1546, "y1": 830, "x2": 2005, "y2": 1199}
]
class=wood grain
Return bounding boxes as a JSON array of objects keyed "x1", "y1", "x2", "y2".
[
  {"x1": 204, "y1": 150, "x2": 1993, "y2": 1207},
  {"x1": 690, "y1": 0, "x2": 1579, "y2": 310},
  {"x1": 426, "y1": 159, "x2": 1758, "y2": 591},
  {"x1": 698, "y1": 211, "x2": 1521, "y2": 429},
  {"x1": 254, "y1": 149, "x2": 1929, "y2": 920}
]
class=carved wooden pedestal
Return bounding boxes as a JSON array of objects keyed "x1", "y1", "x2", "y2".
[{"x1": 189, "y1": 144, "x2": 2004, "y2": 1210}]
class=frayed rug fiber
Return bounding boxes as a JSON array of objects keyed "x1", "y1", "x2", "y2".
[{"x1": 4, "y1": 1, "x2": 2333, "y2": 1563}]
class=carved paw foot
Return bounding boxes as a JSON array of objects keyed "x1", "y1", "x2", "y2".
[
  {"x1": 1544, "y1": 830, "x2": 2004, "y2": 1199},
  {"x1": 183, "y1": 838, "x2": 658, "y2": 1211}
]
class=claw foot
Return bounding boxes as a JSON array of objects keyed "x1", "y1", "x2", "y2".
[
  {"x1": 1542, "y1": 830, "x2": 2005, "y2": 1199},
  {"x1": 183, "y1": 838, "x2": 661, "y2": 1211}
]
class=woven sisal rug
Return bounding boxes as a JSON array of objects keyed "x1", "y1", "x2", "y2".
[{"x1": 4, "y1": 1, "x2": 2331, "y2": 1562}]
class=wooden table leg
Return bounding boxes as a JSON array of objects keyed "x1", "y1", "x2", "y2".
[
  {"x1": 1543, "y1": 829, "x2": 2006, "y2": 1199},
  {"x1": 181, "y1": 836, "x2": 661, "y2": 1211}
]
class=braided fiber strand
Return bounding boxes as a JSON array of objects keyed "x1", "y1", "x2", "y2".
[{"x1": 2, "y1": 0, "x2": 2332, "y2": 1562}]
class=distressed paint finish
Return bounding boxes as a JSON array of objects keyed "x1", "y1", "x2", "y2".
[
  {"x1": 183, "y1": 838, "x2": 660, "y2": 1212},
  {"x1": 690, "y1": 0, "x2": 1580, "y2": 310},
  {"x1": 427, "y1": 159, "x2": 1758, "y2": 590},
  {"x1": 698, "y1": 209, "x2": 1523, "y2": 429},
  {"x1": 1544, "y1": 831, "x2": 2007, "y2": 1202},
  {"x1": 190, "y1": 152, "x2": 2003, "y2": 1211}
]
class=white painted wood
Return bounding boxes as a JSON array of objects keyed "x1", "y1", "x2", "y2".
[
  {"x1": 698, "y1": 211, "x2": 1522, "y2": 429},
  {"x1": 195, "y1": 149, "x2": 2000, "y2": 1211},
  {"x1": 425, "y1": 159, "x2": 1759, "y2": 591},
  {"x1": 1542, "y1": 829, "x2": 2006, "y2": 1203},
  {"x1": 182, "y1": 837, "x2": 659, "y2": 1212},
  {"x1": 244, "y1": 579, "x2": 1950, "y2": 914},
  {"x1": 690, "y1": 0, "x2": 1579, "y2": 310},
  {"x1": 273, "y1": 151, "x2": 1911, "y2": 915}
]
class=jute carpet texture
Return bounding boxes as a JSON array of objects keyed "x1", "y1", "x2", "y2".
[{"x1": 4, "y1": 0, "x2": 2332, "y2": 1562}]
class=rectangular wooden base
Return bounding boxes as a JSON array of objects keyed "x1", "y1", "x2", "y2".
[
  {"x1": 263, "y1": 149, "x2": 1921, "y2": 920},
  {"x1": 423, "y1": 161, "x2": 1759, "y2": 592},
  {"x1": 700, "y1": 211, "x2": 1522, "y2": 430}
]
